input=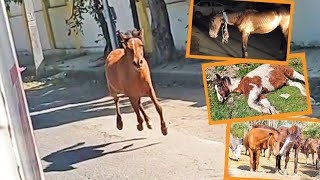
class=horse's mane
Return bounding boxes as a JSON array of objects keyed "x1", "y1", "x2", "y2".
[{"x1": 252, "y1": 124, "x2": 280, "y2": 134}]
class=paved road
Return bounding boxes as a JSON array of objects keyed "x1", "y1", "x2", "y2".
[
  {"x1": 26, "y1": 80, "x2": 226, "y2": 180},
  {"x1": 190, "y1": 17, "x2": 286, "y2": 60}
]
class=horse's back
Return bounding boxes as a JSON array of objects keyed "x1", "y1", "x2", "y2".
[{"x1": 106, "y1": 48, "x2": 125, "y2": 66}]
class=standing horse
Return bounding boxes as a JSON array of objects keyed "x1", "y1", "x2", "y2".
[
  {"x1": 209, "y1": 7, "x2": 290, "y2": 58},
  {"x1": 105, "y1": 29, "x2": 168, "y2": 135},
  {"x1": 316, "y1": 144, "x2": 320, "y2": 170},
  {"x1": 302, "y1": 138, "x2": 320, "y2": 165},
  {"x1": 243, "y1": 125, "x2": 281, "y2": 172},
  {"x1": 277, "y1": 125, "x2": 303, "y2": 175},
  {"x1": 209, "y1": 64, "x2": 306, "y2": 114}
]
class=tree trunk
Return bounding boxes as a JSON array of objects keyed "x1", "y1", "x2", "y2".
[
  {"x1": 93, "y1": 0, "x2": 112, "y2": 56},
  {"x1": 148, "y1": 0, "x2": 176, "y2": 65}
]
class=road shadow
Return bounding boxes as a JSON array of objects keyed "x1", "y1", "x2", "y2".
[
  {"x1": 42, "y1": 138, "x2": 160, "y2": 172},
  {"x1": 26, "y1": 79, "x2": 206, "y2": 130},
  {"x1": 261, "y1": 165, "x2": 277, "y2": 173}
]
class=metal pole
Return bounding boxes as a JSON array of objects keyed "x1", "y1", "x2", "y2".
[
  {"x1": 102, "y1": 0, "x2": 117, "y2": 50},
  {"x1": 130, "y1": 0, "x2": 140, "y2": 29}
]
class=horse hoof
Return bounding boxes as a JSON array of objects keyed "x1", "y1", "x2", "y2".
[
  {"x1": 137, "y1": 124, "x2": 143, "y2": 131},
  {"x1": 294, "y1": 173, "x2": 298, "y2": 176},
  {"x1": 117, "y1": 120, "x2": 123, "y2": 130},
  {"x1": 161, "y1": 127, "x2": 168, "y2": 136},
  {"x1": 146, "y1": 122, "x2": 153, "y2": 129},
  {"x1": 283, "y1": 170, "x2": 288, "y2": 175}
]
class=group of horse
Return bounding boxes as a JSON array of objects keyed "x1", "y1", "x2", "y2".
[{"x1": 230, "y1": 124, "x2": 320, "y2": 176}]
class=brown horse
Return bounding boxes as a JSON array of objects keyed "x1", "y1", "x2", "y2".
[
  {"x1": 105, "y1": 29, "x2": 168, "y2": 135},
  {"x1": 244, "y1": 125, "x2": 281, "y2": 172},
  {"x1": 316, "y1": 144, "x2": 320, "y2": 170},
  {"x1": 209, "y1": 7, "x2": 290, "y2": 58},
  {"x1": 277, "y1": 125, "x2": 303, "y2": 175},
  {"x1": 302, "y1": 138, "x2": 320, "y2": 165}
]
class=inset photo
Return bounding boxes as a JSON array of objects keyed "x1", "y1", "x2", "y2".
[
  {"x1": 187, "y1": 0, "x2": 294, "y2": 61},
  {"x1": 226, "y1": 118, "x2": 320, "y2": 179},
  {"x1": 202, "y1": 53, "x2": 312, "y2": 124}
]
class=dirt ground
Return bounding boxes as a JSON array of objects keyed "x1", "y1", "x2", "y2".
[
  {"x1": 228, "y1": 150, "x2": 320, "y2": 179},
  {"x1": 25, "y1": 78, "x2": 227, "y2": 180}
]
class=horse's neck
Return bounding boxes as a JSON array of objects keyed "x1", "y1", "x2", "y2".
[
  {"x1": 228, "y1": 78, "x2": 241, "y2": 92},
  {"x1": 226, "y1": 11, "x2": 244, "y2": 26}
]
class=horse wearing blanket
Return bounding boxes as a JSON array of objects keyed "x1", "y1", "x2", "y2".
[{"x1": 209, "y1": 64, "x2": 306, "y2": 114}]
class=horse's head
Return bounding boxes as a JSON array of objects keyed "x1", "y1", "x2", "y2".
[
  {"x1": 212, "y1": 74, "x2": 231, "y2": 103},
  {"x1": 269, "y1": 131, "x2": 281, "y2": 156},
  {"x1": 279, "y1": 127, "x2": 303, "y2": 156},
  {"x1": 209, "y1": 14, "x2": 223, "y2": 38},
  {"x1": 119, "y1": 29, "x2": 145, "y2": 69}
]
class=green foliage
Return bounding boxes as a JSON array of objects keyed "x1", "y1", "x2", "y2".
[
  {"x1": 289, "y1": 57, "x2": 304, "y2": 74},
  {"x1": 303, "y1": 123, "x2": 320, "y2": 139},
  {"x1": 231, "y1": 123, "x2": 249, "y2": 138},
  {"x1": 237, "y1": 63, "x2": 261, "y2": 78}
]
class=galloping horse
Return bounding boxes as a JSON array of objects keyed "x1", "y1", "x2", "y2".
[
  {"x1": 277, "y1": 125, "x2": 304, "y2": 175},
  {"x1": 105, "y1": 29, "x2": 168, "y2": 135},
  {"x1": 209, "y1": 7, "x2": 290, "y2": 58},
  {"x1": 243, "y1": 125, "x2": 281, "y2": 172},
  {"x1": 302, "y1": 138, "x2": 320, "y2": 165},
  {"x1": 209, "y1": 64, "x2": 306, "y2": 114}
]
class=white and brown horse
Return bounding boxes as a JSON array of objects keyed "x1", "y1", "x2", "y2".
[
  {"x1": 209, "y1": 64, "x2": 306, "y2": 114},
  {"x1": 209, "y1": 7, "x2": 290, "y2": 58}
]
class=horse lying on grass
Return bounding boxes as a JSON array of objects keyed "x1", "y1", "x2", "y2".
[
  {"x1": 209, "y1": 64, "x2": 306, "y2": 114},
  {"x1": 105, "y1": 29, "x2": 168, "y2": 135}
]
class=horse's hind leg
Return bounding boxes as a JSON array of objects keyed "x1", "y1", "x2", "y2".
[
  {"x1": 138, "y1": 98, "x2": 153, "y2": 129},
  {"x1": 241, "y1": 33, "x2": 249, "y2": 58},
  {"x1": 287, "y1": 80, "x2": 306, "y2": 96},
  {"x1": 129, "y1": 97, "x2": 144, "y2": 131},
  {"x1": 258, "y1": 95, "x2": 279, "y2": 114},
  {"x1": 247, "y1": 88, "x2": 271, "y2": 114},
  {"x1": 148, "y1": 87, "x2": 168, "y2": 136}
]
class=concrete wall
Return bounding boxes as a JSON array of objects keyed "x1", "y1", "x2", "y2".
[
  {"x1": 8, "y1": 0, "x2": 188, "y2": 52},
  {"x1": 291, "y1": 0, "x2": 320, "y2": 47}
]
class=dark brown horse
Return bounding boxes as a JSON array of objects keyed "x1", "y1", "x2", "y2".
[
  {"x1": 209, "y1": 7, "x2": 290, "y2": 58},
  {"x1": 243, "y1": 125, "x2": 281, "y2": 172},
  {"x1": 105, "y1": 29, "x2": 168, "y2": 135},
  {"x1": 316, "y1": 144, "x2": 320, "y2": 170},
  {"x1": 276, "y1": 125, "x2": 303, "y2": 175}
]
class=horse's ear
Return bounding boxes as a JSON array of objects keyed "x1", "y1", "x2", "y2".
[
  {"x1": 223, "y1": 76, "x2": 231, "y2": 85},
  {"x1": 138, "y1": 29, "x2": 144, "y2": 40},
  {"x1": 216, "y1": 74, "x2": 221, "y2": 79},
  {"x1": 119, "y1": 32, "x2": 129, "y2": 42}
]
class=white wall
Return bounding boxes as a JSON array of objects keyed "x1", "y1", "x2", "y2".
[
  {"x1": 291, "y1": 0, "x2": 320, "y2": 47},
  {"x1": 8, "y1": 0, "x2": 189, "y2": 51}
]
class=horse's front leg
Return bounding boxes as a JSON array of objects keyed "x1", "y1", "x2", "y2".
[
  {"x1": 255, "y1": 149, "x2": 261, "y2": 172},
  {"x1": 247, "y1": 87, "x2": 270, "y2": 114},
  {"x1": 249, "y1": 149, "x2": 254, "y2": 172},
  {"x1": 283, "y1": 152, "x2": 290, "y2": 175},
  {"x1": 138, "y1": 98, "x2": 153, "y2": 129},
  {"x1": 241, "y1": 33, "x2": 249, "y2": 58},
  {"x1": 294, "y1": 148, "x2": 299, "y2": 176},
  {"x1": 129, "y1": 96, "x2": 144, "y2": 131},
  {"x1": 148, "y1": 87, "x2": 168, "y2": 136}
]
